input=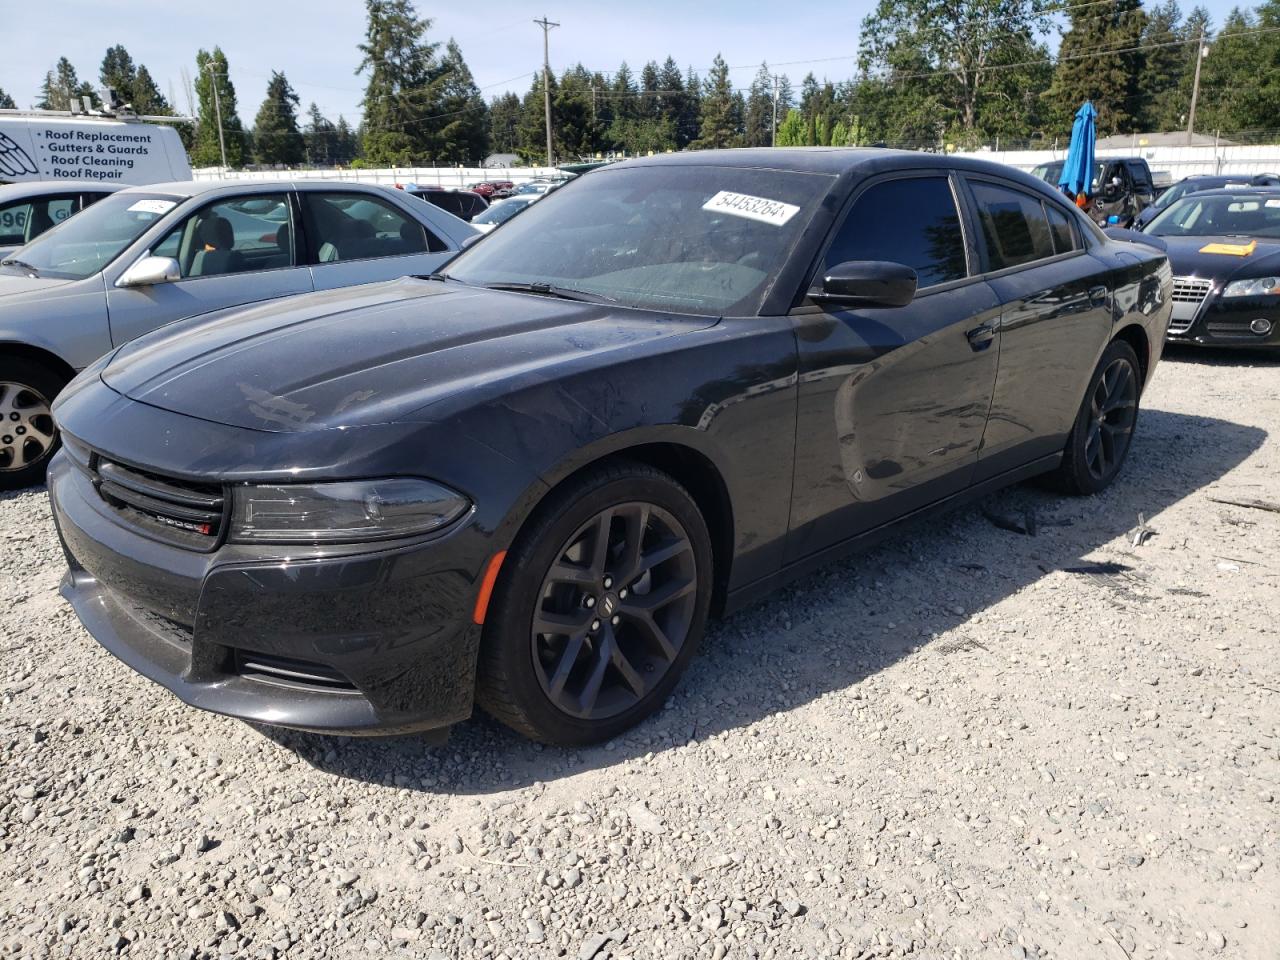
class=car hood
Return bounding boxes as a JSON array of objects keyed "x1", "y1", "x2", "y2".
[
  {"x1": 102, "y1": 277, "x2": 715, "y2": 432},
  {"x1": 0, "y1": 272, "x2": 76, "y2": 299},
  {"x1": 1156, "y1": 235, "x2": 1280, "y2": 280}
]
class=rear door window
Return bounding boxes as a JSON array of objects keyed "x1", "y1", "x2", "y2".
[
  {"x1": 0, "y1": 194, "x2": 79, "y2": 246},
  {"x1": 969, "y1": 181, "x2": 1056, "y2": 270},
  {"x1": 303, "y1": 192, "x2": 445, "y2": 263},
  {"x1": 824, "y1": 176, "x2": 968, "y2": 288}
]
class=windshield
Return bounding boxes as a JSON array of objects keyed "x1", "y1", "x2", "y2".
[
  {"x1": 0, "y1": 192, "x2": 181, "y2": 280},
  {"x1": 1147, "y1": 194, "x2": 1280, "y2": 238},
  {"x1": 447, "y1": 164, "x2": 831, "y2": 315},
  {"x1": 473, "y1": 199, "x2": 531, "y2": 226}
]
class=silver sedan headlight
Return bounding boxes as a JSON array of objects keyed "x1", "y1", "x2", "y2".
[
  {"x1": 229, "y1": 478, "x2": 469, "y2": 544},
  {"x1": 1222, "y1": 276, "x2": 1280, "y2": 297}
]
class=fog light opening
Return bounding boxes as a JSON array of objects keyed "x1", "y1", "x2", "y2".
[{"x1": 1249, "y1": 318, "x2": 1273, "y2": 335}]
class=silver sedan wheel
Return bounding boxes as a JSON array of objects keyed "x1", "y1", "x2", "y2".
[{"x1": 0, "y1": 381, "x2": 56, "y2": 473}]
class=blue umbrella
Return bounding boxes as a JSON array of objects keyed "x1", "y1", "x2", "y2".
[{"x1": 1058, "y1": 101, "x2": 1097, "y2": 200}]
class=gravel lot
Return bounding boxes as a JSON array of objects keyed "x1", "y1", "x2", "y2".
[{"x1": 2, "y1": 348, "x2": 1277, "y2": 960}]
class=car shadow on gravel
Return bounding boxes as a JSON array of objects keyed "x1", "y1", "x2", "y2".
[{"x1": 257, "y1": 407, "x2": 1267, "y2": 794}]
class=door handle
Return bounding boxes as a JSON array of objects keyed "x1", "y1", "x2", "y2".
[{"x1": 966, "y1": 323, "x2": 996, "y2": 351}]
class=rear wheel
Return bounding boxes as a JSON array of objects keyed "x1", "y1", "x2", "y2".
[
  {"x1": 477, "y1": 462, "x2": 713, "y2": 745},
  {"x1": 1050, "y1": 339, "x2": 1141, "y2": 495},
  {"x1": 0, "y1": 358, "x2": 65, "y2": 491}
]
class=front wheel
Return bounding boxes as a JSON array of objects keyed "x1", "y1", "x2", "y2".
[
  {"x1": 477, "y1": 462, "x2": 713, "y2": 745},
  {"x1": 1049, "y1": 339, "x2": 1141, "y2": 495},
  {"x1": 0, "y1": 358, "x2": 65, "y2": 491}
]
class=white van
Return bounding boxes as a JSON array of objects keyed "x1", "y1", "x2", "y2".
[{"x1": 0, "y1": 114, "x2": 191, "y2": 186}]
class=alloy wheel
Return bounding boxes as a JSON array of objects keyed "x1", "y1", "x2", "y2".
[
  {"x1": 531, "y1": 501, "x2": 698, "y2": 720},
  {"x1": 0, "y1": 381, "x2": 56, "y2": 474},
  {"x1": 1083, "y1": 358, "x2": 1137, "y2": 482}
]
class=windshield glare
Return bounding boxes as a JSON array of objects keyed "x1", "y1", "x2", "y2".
[
  {"x1": 1147, "y1": 194, "x2": 1280, "y2": 238},
  {"x1": 448, "y1": 164, "x2": 831, "y2": 315},
  {"x1": 1, "y1": 192, "x2": 181, "y2": 280}
]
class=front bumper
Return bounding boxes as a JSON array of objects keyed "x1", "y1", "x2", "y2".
[
  {"x1": 49, "y1": 451, "x2": 485, "y2": 735},
  {"x1": 1167, "y1": 290, "x2": 1280, "y2": 349}
]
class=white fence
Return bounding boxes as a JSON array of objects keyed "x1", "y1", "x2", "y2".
[
  {"x1": 191, "y1": 166, "x2": 561, "y2": 189},
  {"x1": 964, "y1": 144, "x2": 1280, "y2": 179}
]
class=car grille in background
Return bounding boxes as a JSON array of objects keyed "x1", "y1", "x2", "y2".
[
  {"x1": 90, "y1": 456, "x2": 226, "y2": 550},
  {"x1": 1169, "y1": 277, "x2": 1214, "y2": 334},
  {"x1": 234, "y1": 650, "x2": 357, "y2": 691}
]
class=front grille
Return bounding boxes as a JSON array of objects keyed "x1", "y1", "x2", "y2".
[
  {"x1": 1206, "y1": 319, "x2": 1262, "y2": 339},
  {"x1": 1169, "y1": 277, "x2": 1214, "y2": 333},
  {"x1": 234, "y1": 650, "x2": 357, "y2": 691},
  {"x1": 90, "y1": 455, "x2": 226, "y2": 551}
]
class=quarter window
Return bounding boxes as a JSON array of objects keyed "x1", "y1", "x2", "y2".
[
  {"x1": 1045, "y1": 204, "x2": 1078, "y2": 255},
  {"x1": 970, "y1": 181, "x2": 1056, "y2": 270},
  {"x1": 825, "y1": 177, "x2": 967, "y2": 288},
  {"x1": 153, "y1": 193, "x2": 295, "y2": 278},
  {"x1": 303, "y1": 192, "x2": 445, "y2": 263}
]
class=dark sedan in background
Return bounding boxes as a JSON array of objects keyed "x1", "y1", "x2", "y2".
[
  {"x1": 48, "y1": 149, "x2": 1171, "y2": 745},
  {"x1": 1132, "y1": 173, "x2": 1280, "y2": 229},
  {"x1": 1132, "y1": 187, "x2": 1280, "y2": 349}
]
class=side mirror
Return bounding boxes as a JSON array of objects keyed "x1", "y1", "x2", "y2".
[
  {"x1": 461, "y1": 234, "x2": 483, "y2": 249},
  {"x1": 810, "y1": 260, "x2": 918, "y2": 309},
  {"x1": 117, "y1": 255, "x2": 181, "y2": 288}
]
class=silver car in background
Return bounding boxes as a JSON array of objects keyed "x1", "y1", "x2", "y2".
[
  {"x1": 0, "y1": 179, "x2": 477, "y2": 489},
  {"x1": 0, "y1": 180, "x2": 123, "y2": 260}
]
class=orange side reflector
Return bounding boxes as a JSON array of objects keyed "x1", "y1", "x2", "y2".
[{"x1": 472, "y1": 551, "x2": 507, "y2": 625}]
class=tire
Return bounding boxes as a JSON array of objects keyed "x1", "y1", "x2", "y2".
[
  {"x1": 477, "y1": 461, "x2": 714, "y2": 745},
  {"x1": 1049, "y1": 339, "x2": 1141, "y2": 496},
  {"x1": 0, "y1": 357, "x2": 65, "y2": 492}
]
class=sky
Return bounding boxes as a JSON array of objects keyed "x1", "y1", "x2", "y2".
[{"x1": 1, "y1": 0, "x2": 1251, "y2": 125}]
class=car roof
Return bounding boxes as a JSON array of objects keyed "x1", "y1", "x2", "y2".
[
  {"x1": 620, "y1": 147, "x2": 1067, "y2": 201},
  {"x1": 113, "y1": 179, "x2": 402, "y2": 198},
  {"x1": 0, "y1": 180, "x2": 125, "y2": 200}
]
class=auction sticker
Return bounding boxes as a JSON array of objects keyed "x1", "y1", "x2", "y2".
[
  {"x1": 127, "y1": 199, "x2": 177, "y2": 215},
  {"x1": 702, "y1": 191, "x2": 800, "y2": 226}
]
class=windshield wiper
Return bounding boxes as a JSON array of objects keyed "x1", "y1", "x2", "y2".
[
  {"x1": 481, "y1": 281, "x2": 616, "y2": 304},
  {"x1": 0, "y1": 258, "x2": 39, "y2": 275}
]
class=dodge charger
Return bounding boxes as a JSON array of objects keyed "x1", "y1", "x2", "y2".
[{"x1": 48, "y1": 149, "x2": 1171, "y2": 745}]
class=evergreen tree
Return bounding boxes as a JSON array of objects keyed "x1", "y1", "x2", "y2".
[
  {"x1": 357, "y1": 0, "x2": 444, "y2": 164},
  {"x1": 694, "y1": 54, "x2": 742, "y2": 149},
  {"x1": 304, "y1": 102, "x2": 338, "y2": 165},
  {"x1": 517, "y1": 71, "x2": 558, "y2": 163},
  {"x1": 435, "y1": 39, "x2": 489, "y2": 163},
  {"x1": 253, "y1": 71, "x2": 304, "y2": 165},
  {"x1": 776, "y1": 108, "x2": 806, "y2": 146},
  {"x1": 488, "y1": 92, "x2": 522, "y2": 154},
  {"x1": 99, "y1": 45, "x2": 135, "y2": 100},
  {"x1": 38, "y1": 57, "x2": 94, "y2": 110},
  {"x1": 334, "y1": 116, "x2": 361, "y2": 164},
  {"x1": 639, "y1": 61, "x2": 662, "y2": 124},
  {"x1": 0, "y1": 88, "x2": 15, "y2": 110},
  {"x1": 1044, "y1": 0, "x2": 1147, "y2": 135},
  {"x1": 192, "y1": 47, "x2": 245, "y2": 167},
  {"x1": 132, "y1": 65, "x2": 170, "y2": 115},
  {"x1": 680, "y1": 66, "x2": 702, "y2": 147},
  {"x1": 656, "y1": 57, "x2": 690, "y2": 147},
  {"x1": 1138, "y1": 1, "x2": 1188, "y2": 129},
  {"x1": 744, "y1": 63, "x2": 776, "y2": 147},
  {"x1": 1198, "y1": 1, "x2": 1280, "y2": 133}
]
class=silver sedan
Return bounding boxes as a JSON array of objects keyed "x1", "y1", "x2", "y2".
[{"x1": 0, "y1": 178, "x2": 477, "y2": 488}]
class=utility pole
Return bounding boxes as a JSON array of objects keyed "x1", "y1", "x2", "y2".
[
  {"x1": 771, "y1": 74, "x2": 780, "y2": 147},
  {"x1": 205, "y1": 60, "x2": 228, "y2": 169},
  {"x1": 1187, "y1": 26, "x2": 1207, "y2": 147},
  {"x1": 534, "y1": 16, "x2": 559, "y2": 168}
]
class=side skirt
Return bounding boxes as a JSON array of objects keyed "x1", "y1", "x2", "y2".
[{"x1": 721, "y1": 452, "x2": 1062, "y2": 617}]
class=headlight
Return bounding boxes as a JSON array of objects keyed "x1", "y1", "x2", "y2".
[
  {"x1": 1222, "y1": 276, "x2": 1280, "y2": 297},
  {"x1": 229, "y1": 478, "x2": 469, "y2": 544}
]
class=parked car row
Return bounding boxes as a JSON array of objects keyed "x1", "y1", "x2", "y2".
[{"x1": 16, "y1": 148, "x2": 1173, "y2": 746}]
